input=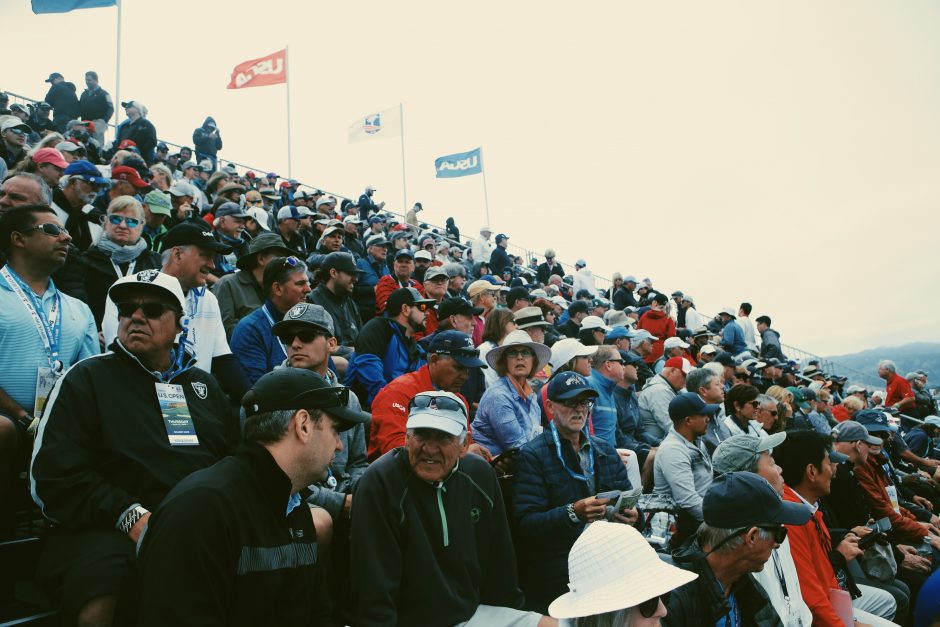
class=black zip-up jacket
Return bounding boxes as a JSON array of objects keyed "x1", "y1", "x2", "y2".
[
  {"x1": 80, "y1": 244, "x2": 162, "y2": 327},
  {"x1": 308, "y1": 284, "x2": 362, "y2": 347},
  {"x1": 192, "y1": 117, "x2": 223, "y2": 156},
  {"x1": 79, "y1": 85, "x2": 114, "y2": 122},
  {"x1": 351, "y1": 449, "x2": 526, "y2": 627},
  {"x1": 113, "y1": 116, "x2": 158, "y2": 164},
  {"x1": 30, "y1": 341, "x2": 236, "y2": 529},
  {"x1": 43, "y1": 81, "x2": 80, "y2": 129},
  {"x1": 665, "y1": 539, "x2": 784, "y2": 627},
  {"x1": 138, "y1": 442, "x2": 330, "y2": 627}
]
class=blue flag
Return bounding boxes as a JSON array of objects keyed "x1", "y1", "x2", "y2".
[
  {"x1": 435, "y1": 147, "x2": 482, "y2": 178},
  {"x1": 32, "y1": 0, "x2": 116, "y2": 13}
]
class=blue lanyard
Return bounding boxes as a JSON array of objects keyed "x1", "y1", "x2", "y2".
[
  {"x1": 261, "y1": 301, "x2": 288, "y2": 359},
  {"x1": 174, "y1": 287, "x2": 203, "y2": 372},
  {"x1": 2, "y1": 266, "x2": 62, "y2": 369},
  {"x1": 549, "y1": 422, "x2": 594, "y2": 483}
]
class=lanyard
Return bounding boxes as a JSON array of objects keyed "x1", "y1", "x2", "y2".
[
  {"x1": 261, "y1": 301, "x2": 288, "y2": 359},
  {"x1": 1, "y1": 266, "x2": 62, "y2": 370},
  {"x1": 772, "y1": 549, "x2": 789, "y2": 599},
  {"x1": 174, "y1": 287, "x2": 203, "y2": 372},
  {"x1": 725, "y1": 592, "x2": 740, "y2": 627},
  {"x1": 549, "y1": 422, "x2": 594, "y2": 483},
  {"x1": 110, "y1": 259, "x2": 137, "y2": 278}
]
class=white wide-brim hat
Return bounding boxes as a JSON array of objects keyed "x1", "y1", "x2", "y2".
[
  {"x1": 486, "y1": 330, "x2": 551, "y2": 372},
  {"x1": 549, "y1": 522, "x2": 697, "y2": 619}
]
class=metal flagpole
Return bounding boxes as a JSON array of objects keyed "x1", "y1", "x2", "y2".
[
  {"x1": 399, "y1": 103, "x2": 408, "y2": 211},
  {"x1": 113, "y1": 0, "x2": 122, "y2": 136},
  {"x1": 480, "y1": 146, "x2": 491, "y2": 226},
  {"x1": 285, "y1": 46, "x2": 292, "y2": 178}
]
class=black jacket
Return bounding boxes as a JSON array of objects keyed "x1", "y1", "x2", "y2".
[
  {"x1": 43, "y1": 81, "x2": 80, "y2": 129},
  {"x1": 52, "y1": 186, "x2": 98, "y2": 252},
  {"x1": 536, "y1": 261, "x2": 565, "y2": 285},
  {"x1": 308, "y1": 284, "x2": 363, "y2": 347},
  {"x1": 489, "y1": 245, "x2": 510, "y2": 276},
  {"x1": 30, "y1": 341, "x2": 236, "y2": 530},
  {"x1": 80, "y1": 244, "x2": 163, "y2": 328},
  {"x1": 79, "y1": 85, "x2": 114, "y2": 122},
  {"x1": 0, "y1": 246, "x2": 88, "y2": 303},
  {"x1": 613, "y1": 286, "x2": 638, "y2": 310},
  {"x1": 351, "y1": 449, "x2": 525, "y2": 627},
  {"x1": 138, "y1": 442, "x2": 330, "y2": 627},
  {"x1": 665, "y1": 539, "x2": 784, "y2": 627},
  {"x1": 114, "y1": 116, "x2": 158, "y2": 164},
  {"x1": 192, "y1": 117, "x2": 223, "y2": 156},
  {"x1": 27, "y1": 113, "x2": 58, "y2": 136}
]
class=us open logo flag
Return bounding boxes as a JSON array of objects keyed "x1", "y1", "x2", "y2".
[
  {"x1": 32, "y1": 0, "x2": 115, "y2": 13},
  {"x1": 227, "y1": 49, "x2": 287, "y2": 89},
  {"x1": 348, "y1": 107, "x2": 401, "y2": 143},
  {"x1": 435, "y1": 148, "x2": 482, "y2": 178}
]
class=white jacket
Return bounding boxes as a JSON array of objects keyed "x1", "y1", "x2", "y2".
[
  {"x1": 471, "y1": 236, "x2": 495, "y2": 266},
  {"x1": 572, "y1": 267, "x2": 598, "y2": 296},
  {"x1": 737, "y1": 315, "x2": 758, "y2": 352}
]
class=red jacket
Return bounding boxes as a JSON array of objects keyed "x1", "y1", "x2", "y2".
[
  {"x1": 368, "y1": 365, "x2": 471, "y2": 461},
  {"x1": 374, "y1": 276, "x2": 424, "y2": 315},
  {"x1": 852, "y1": 454, "x2": 928, "y2": 543},
  {"x1": 637, "y1": 309, "x2": 676, "y2": 364},
  {"x1": 831, "y1": 405, "x2": 850, "y2": 423},
  {"x1": 782, "y1": 485, "x2": 843, "y2": 626}
]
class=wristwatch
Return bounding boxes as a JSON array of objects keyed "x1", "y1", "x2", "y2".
[
  {"x1": 119, "y1": 505, "x2": 149, "y2": 535},
  {"x1": 566, "y1": 503, "x2": 579, "y2": 523}
]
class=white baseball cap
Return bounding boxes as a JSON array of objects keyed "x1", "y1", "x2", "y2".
[
  {"x1": 246, "y1": 207, "x2": 271, "y2": 230},
  {"x1": 664, "y1": 337, "x2": 690, "y2": 350},
  {"x1": 550, "y1": 338, "x2": 598, "y2": 370},
  {"x1": 108, "y1": 270, "x2": 187, "y2": 313}
]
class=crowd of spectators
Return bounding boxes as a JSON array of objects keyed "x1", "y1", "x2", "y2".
[{"x1": 1, "y1": 74, "x2": 940, "y2": 627}]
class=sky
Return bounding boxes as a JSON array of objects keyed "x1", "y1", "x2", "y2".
[{"x1": 6, "y1": 0, "x2": 940, "y2": 358}]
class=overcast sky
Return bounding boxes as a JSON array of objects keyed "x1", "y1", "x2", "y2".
[{"x1": 6, "y1": 0, "x2": 940, "y2": 358}]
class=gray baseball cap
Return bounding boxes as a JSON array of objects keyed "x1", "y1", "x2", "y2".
[
  {"x1": 832, "y1": 420, "x2": 882, "y2": 446},
  {"x1": 272, "y1": 302, "x2": 335, "y2": 337},
  {"x1": 630, "y1": 329, "x2": 658, "y2": 343},
  {"x1": 712, "y1": 433, "x2": 787, "y2": 474}
]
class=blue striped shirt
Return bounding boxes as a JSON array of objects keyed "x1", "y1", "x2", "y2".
[{"x1": 0, "y1": 272, "x2": 99, "y2": 415}]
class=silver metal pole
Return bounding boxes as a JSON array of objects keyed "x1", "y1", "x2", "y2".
[
  {"x1": 399, "y1": 103, "x2": 407, "y2": 211},
  {"x1": 480, "y1": 146, "x2": 491, "y2": 226},
  {"x1": 285, "y1": 46, "x2": 292, "y2": 178},
  {"x1": 113, "y1": 0, "x2": 122, "y2": 136}
]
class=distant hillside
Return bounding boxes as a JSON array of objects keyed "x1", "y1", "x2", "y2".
[{"x1": 827, "y1": 342, "x2": 940, "y2": 385}]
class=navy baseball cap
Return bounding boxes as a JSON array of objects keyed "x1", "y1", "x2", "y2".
[
  {"x1": 426, "y1": 330, "x2": 486, "y2": 368},
  {"x1": 619, "y1": 350, "x2": 646, "y2": 367},
  {"x1": 437, "y1": 298, "x2": 483, "y2": 319},
  {"x1": 63, "y1": 160, "x2": 110, "y2": 186},
  {"x1": 668, "y1": 392, "x2": 721, "y2": 422},
  {"x1": 854, "y1": 409, "x2": 897, "y2": 433},
  {"x1": 369, "y1": 215, "x2": 387, "y2": 224},
  {"x1": 161, "y1": 222, "x2": 232, "y2": 253},
  {"x1": 547, "y1": 372, "x2": 600, "y2": 402},
  {"x1": 703, "y1": 472, "x2": 813, "y2": 528}
]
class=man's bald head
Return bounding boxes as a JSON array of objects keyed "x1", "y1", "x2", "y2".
[{"x1": 0, "y1": 174, "x2": 52, "y2": 213}]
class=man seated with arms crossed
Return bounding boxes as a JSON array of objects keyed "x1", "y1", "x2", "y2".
[
  {"x1": 352, "y1": 390, "x2": 557, "y2": 627},
  {"x1": 138, "y1": 368, "x2": 370, "y2": 626},
  {"x1": 31, "y1": 270, "x2": 235, "y2": 626},
  {"x1": 513, "y1": 371, "x2": 640, "y2": 613},
  {"x1": 665, "y1": 471, "x2": 813, "y2": 626}
]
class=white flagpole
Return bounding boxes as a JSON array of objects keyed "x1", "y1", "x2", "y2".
[
  {"x1": 113, "y1": 0, "x2": 122, "y2": 136},
  {"x1": 479, "y1": 146, "x2": 491, "y2": 226},
  {"x1": 399, "y1": 103, "x2": 408, "y2": 211},
  {"x1": 285, "y1": 46, "x2": 292, "y2": 178}
]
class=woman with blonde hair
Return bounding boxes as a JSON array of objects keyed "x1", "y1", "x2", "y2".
[
  {"x1": 81, "y1": 195, "x2": 162, "y2": 328},
  {"x1": 149, "y1": 164, "x2": 173, "y2": 191}
]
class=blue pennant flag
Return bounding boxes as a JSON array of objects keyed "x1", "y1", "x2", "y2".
[
  {"x1": 32, "y1": 0, "x2": 116, "y2": 14},
  {"x1": 434, "y1": 147, "x2": 482, "y2": 178}
]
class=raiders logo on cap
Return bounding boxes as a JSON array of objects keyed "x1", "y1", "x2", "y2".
[
  {"x1": 136, "y1": 269, "x2": 161, "y2": 282},
  {"x1": 288, "y1": 303, "x2": 309, "y2": 319}
]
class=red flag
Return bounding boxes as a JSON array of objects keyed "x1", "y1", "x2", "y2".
[{"x1": 227, "y1": 49, "x2": 286, "y2": 89}]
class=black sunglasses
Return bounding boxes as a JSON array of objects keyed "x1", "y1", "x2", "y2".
[
  {"x1": 280, "y1": 328, "x2": 330, "y2": 344},
  {"x1": 710, "y1": 525, "x2": 787, "y2": 553},
  {"x1": 20, "y1": 223, "x2": 68, "y2": 237},
  {"x1": 291, "y1": 385, "x2": 349, "y2": 409},
  {"x1": 637, "y1": 594, "x2": 666, "y2": 618},
  {"x1": 116, "y1": 301, "x2": 178, "y2": 319},
  {"x1": 408, "y1": 393, "x2": 467, "y2": 419}
]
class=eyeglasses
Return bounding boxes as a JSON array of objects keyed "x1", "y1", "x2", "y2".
[
  {"x1": 116, "y1": 301, "x2": 178, "y2": 319},
  {"x1": 19, "y1": 223, "x2": 69, "y2": 237},
  {"x1": 408, "y1": 393, "x2": 468, "y2": 419},
  {"x1": 709, "y1": 525, "x2": 787, "y2": 553},
  {"x1": 560, "y1": 398, "x2": 594, "y2": 409},
  {"x1": 504, "y1": 348, "x2": 534, "y2": 359},
  {"x1": 108, "y1": 214, "x2": 141, "y2": 228},
  {"x1": 279, "y1": 328, "x2": 330, "y2": 344},
  {"x1": 637, "y1": 594, "x2": 666, "y2": 619},
  {"x1": 607, "y1": 358, "x2": 625, "y2": 365}
]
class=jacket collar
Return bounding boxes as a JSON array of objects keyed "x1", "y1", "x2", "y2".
[
  {"x1": 240, "y1": 441, "x2": 295, "y2": 515},
  {"x1": 110, "y1": 338, "x2": 197, "y2": 382}
]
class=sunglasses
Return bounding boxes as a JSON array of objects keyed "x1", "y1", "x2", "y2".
[
  {"x1": 20, "y1": 223, "x2": 68, "y2": 237},
  {"x1": 560, "y1": 398, "x2": 594, "y2": 409},
  {"x1": 761, "y1": 408, "x2": 778, "y2": 416},
  {"x1": 280, "y1": 328, "x2": 330, "y2": 344},
  {"x1": 637, "y1": 594, "x2": 666, "y2": 619},
  {"x1": 291, "y1": 385, "x2": 349, "y2": 409},
  {"x1": 408, "y1": 393, "x2": 468, "y2": 419},
  {"x1": 116, "y1": 301, "x2": 178, "y2": 319},
  {"x1": 409, "y1": 302, "x2": 429, "y2": 312},
  {"x1": 747, "y1": 400, "x2": 761, "y2": 408},
  {"x1": 504, "y1": 348, "x2": 534, "y2": 359},
  {"x1": 607, "y1": 358, "x2": 625, "y2": 365},
  {"x1": 108, "y1": 214, "x2": 141, "y2": 228},
  {"x1": 7, "y1": 128, "x2": 27, "y2": 137},
  {"x1": 274, "y1": 255, "x2": 301, "y2": 267},
  {"x1": 710, "y1": 525, "x2": 787, "y2": 553}
]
